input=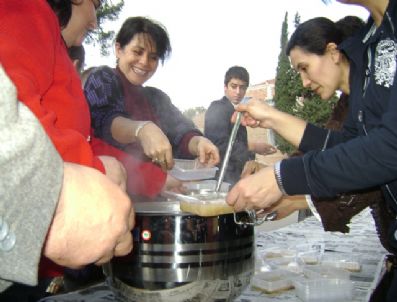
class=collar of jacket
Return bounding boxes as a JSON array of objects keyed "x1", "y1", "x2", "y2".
[{"x1": 339, "y1": 0, "x2": 397, "y2": 72}]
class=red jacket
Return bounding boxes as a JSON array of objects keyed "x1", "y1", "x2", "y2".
[
  {"x1": 0, "y1": 0, "x2": 166, "y2": 279},
  {"x1": 0, "y1": 0, "x2": 104, "y2": 171}
]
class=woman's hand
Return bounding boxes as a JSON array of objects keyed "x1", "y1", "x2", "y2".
[
  {"x1": 248, "y1": 141, "x2": 277, "y2": 155},
  {"x1": 262, "y1": 195, "x2": 308, "y2": 220},
  {"x1": 232, "y1": 98, "x2": 307, "y2": 148},
  {"x1": 99, "y1": 155, "x2": 127, "y2": 191},
  {"x1": 162, "y1": 173, "x2": 184, "y2": 193},
  {"x1": 232, "y1": 98, "x2": 277, "y2": 129},
  {"x1": 241, "y1": 160, "x2": 267, "y2": 178},
  {"x1": 138, "y1": 122, "x2": 174, "y2": 171},
  {"x1": 226, "y1": 166, "x2": 283, "y2": 212},
  {"x1": 188, "y1": 136, "x2": 220, "y2": 167}
]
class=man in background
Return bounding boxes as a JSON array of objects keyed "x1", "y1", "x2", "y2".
[{"x1": 205, "y1": 66, "x2": 276, "y2": 186}]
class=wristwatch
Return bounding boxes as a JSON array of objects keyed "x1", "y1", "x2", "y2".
[{"x1": 274, "y1": 161, "x2": 287, "y2": 195}]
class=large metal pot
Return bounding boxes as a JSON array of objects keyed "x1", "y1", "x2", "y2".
[{"x1": 106, "y1": 198, "x2": 255, "y2": 302}]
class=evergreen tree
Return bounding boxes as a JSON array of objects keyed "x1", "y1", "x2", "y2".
[
  {"x1": 183, "y1": 106, "x2": 207, "y2": 120},
  {"x1": 294, "y1": 92, "x2": 336, "y2": 127},
  {"x1": 274, "y1": 12, "x2": 295, "y2": 115},
  {"x1": 273, "y1": 12, "x2": 297, "y2": 154},
  {"x1": 85, "y1": 0, "x2": 125, "y2": 56},
  {"x1": 293, "y1": 12, "x2": 301, "y2": 29}
]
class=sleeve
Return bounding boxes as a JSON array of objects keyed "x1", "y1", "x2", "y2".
[
  {"x1": 0, "y1": 1, "x2": 104, "y2": 172},
  {"x1": 282, "y1": 78, "x2": 397, "y2": 197},
  {"x1": 205, "y1": 101, "x2": 254, "y2": 162},
  {"x1": 311, "y1": 190, "x2": 382, "y2": 233},
  {"x1": 145, "y1": 87, "x2": 202, "y2": 158},
  {"x1": 0, "y1": 67, "x2": 63, "y2": 288},
  {"x1": 298, "y1": 123, "x2": 353, "y2": 153},
  {"x1": 84, "y1": 66, "x2": 130, "y2": 149}
]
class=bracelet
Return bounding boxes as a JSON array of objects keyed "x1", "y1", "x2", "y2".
[
  {"x1": 134, "y1": 121, "x2": 152, "y2": 138},
  {"x1": 274, "y1": 161, "x2": 287, "y2": 195}
]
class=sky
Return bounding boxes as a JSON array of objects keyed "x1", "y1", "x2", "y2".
[{"x1": 84, "y1": 0, "x2": 369, "y2": 111}]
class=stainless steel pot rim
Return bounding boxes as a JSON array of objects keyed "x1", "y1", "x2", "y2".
[{"x1": 133, "y1": 200, "x2": 182, "y2": 214}]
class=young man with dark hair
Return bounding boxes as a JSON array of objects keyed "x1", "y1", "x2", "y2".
[{"x1": 205, "y1": 66, "x2": 275, "y2": 185}]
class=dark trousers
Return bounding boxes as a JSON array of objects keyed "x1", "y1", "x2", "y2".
[
  {"x1": 371, "y1": 255, "x2": 397, "y2": 302},
  {"x1": 386, "y1": 267, "x2": 397, "y2": 302},
  {"x1": 0, "y1": 279, "x2": 53, "y2": 302}
]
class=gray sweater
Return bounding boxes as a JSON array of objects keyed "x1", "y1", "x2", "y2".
[{"x1": 0, "y1": 66, "x2": 63, "y2": 291}]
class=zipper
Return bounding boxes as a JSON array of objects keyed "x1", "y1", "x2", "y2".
[
  {"x1": 362, "y1": 48, "x2": 372, "y2": 98},
  {"x1": 358, "y1": 110, "x2": 397, "y2": 206}
]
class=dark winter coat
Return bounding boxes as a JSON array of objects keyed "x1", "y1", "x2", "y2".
[{"x1": 280, "y1": 0, "x2": 397, "y2": 253}]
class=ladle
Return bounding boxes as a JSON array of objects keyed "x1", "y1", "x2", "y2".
[
  {"x1": 215, "y1": 97, "x2": 250, "y2": 192},
  {"x1": 212, "y1": 97, "x2": 278, "y2": 224}
]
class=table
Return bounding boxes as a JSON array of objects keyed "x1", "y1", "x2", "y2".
[
  {"x1": 235, "y1": 210, "x2": 387, "y2": 302},
  {"x1": 40, "y1": 210, "x2": 387, "y2": 302}
]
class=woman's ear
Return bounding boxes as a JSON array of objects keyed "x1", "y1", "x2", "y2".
[
  {"x1": 326, "y1": 42, "x2": 342, "y2": 64},
  {"x1": 115, "y1": 42, "x2": 121, "y2": 58}
]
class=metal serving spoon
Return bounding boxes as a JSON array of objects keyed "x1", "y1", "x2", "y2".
[{"x1": 215, "y1": 97, "x2": 251, "y2": 192}]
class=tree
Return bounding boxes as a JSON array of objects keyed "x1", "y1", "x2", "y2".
[
  {"x1": 294, "y1": 94, "x2": 336, "y2": 126},
  {"x1": 85, "y1": 0, "x2": 125, "y2": 56},
  {"x1": 293, "y1": 12, "x2": 301, "y2": 29},
  {"x1": 273, "y1": 12, "x2": 298, "y2": 154},
  {"x1": 274, "y1": 12, "x2": 294, "y2": 114},
  {"x1": 183, "y1": 106, "x2": 207, "y2": 120}
]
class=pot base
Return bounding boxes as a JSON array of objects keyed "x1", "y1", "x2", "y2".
[{"x1": 110, "y1": 271, "x2": 253, "y2": 302}]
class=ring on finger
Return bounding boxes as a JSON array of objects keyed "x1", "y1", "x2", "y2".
[{"x1": 152, "y1": 157, "x2": 165, "y2": 164}]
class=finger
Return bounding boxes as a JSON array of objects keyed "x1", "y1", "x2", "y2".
[
  {"x1": 240, "y1": 115, "x2": 256, "y2": 127},
  {"x1": 151, "y1": 154, "x2": 167, "y2": 170},
  {"x1": 246, "y1": 119, "x2": 259, "y2": 127},
  {"x1": 172, "y1": 184, "x2": 184, "y2": 193},
  {"x1": 113, "y1": 232, "x2": 133, "y2": 257},
  {"x1": 211, "y1": 149, "x2": 220, "y2": 165},
  {"x1": 226, "y1": 185, "x2": 240, "y2": 207},
  {"x1": 241, "y1": 163, "x2": 251, "y2": 177},
  {"x1": 253, "y1": 120, "x2": 261, "y2": 128},
  {"x1": 241, "y1": 169, "x2": 252, "y2": 178},
  {"x1": 94, "y1": 251, "x2": 114, "y2": 266},
  {"x1": 253, "y1": 164, "x2": 262, "y2": 174},
  {"x1": 159, "y1": 161, "x2": 168, "y2": 172},
  {"x1": 151, "y1": 157, "x2": 165, "y2": 172},
  {"x1": 235, "y1": 104, "x2": 248, "y2": 113},
  {"x1": 164, "y1": 149, "x2": 174, "y2": 170},
  {"x1": 206, "y1": 154, "x2": 215, "y2": 166},
  {"x1": 128, "y1": 206, "x2": 135, "y2": 230},
  {"x1": 234, "y1": 197, "x2": 247, "y2": 213},
  {"x1": 198, "y1": 146, "x2": 206, "y2": 164},
  {"x1": 230, "y1": 111, "x2": 239, "y2": 123}
]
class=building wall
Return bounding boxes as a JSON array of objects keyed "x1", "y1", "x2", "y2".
[{"x1": 246, "y1": 79, "x2": 275, "y2": 101}]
